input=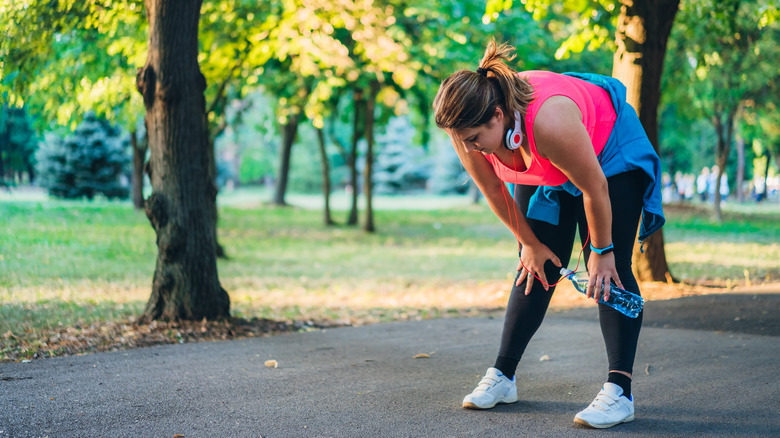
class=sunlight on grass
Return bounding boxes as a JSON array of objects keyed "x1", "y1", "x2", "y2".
[{"x1": 2, "y1": 192, "x2": 779, "y2": 345}]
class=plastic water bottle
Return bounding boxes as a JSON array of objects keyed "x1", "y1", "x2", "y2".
[{"x1": 559, "y1": 268, "x2": 644, "y2": 318}]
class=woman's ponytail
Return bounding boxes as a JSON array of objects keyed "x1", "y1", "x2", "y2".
[
  {"x1": 434, "y1": 40, "x2": 533, "y2": 130},
  {"x1": 478, "y1": 40, "x2": 533, "y2": 119}
]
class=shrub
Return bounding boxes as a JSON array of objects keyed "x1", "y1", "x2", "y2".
[{"x1": 36, "y1": 112, "x2": 129, "y2": 200}]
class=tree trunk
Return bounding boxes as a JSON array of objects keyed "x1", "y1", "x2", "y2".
[
  {"x1": 206, "y1": 134, "x2": 227, "y2": 258},
  {"x1": 348, "y1": 90, "x2": 365, "y2": 226},
  {"x1": 611, "y1": 0, "x2": 678, "y2": 282},
  {"x1": 736, "y1": 134, "x2": 745, "y2": 203},
  {"x1": 316, "y1": 126, "x2": 334, "y2": 226},
  {"x1": 470, "y1": 181, "x2": 482, "y2": 204},
  {"x1": 135, "y1": 0, "x2": 229, "y2": 322},
  {"x1": 273, "y1": 113, "x2": 300, "y2": 206},
  {"x1": 363, "y1": 83, "x2": 379, "y2": 233},
  {"x1": 130, "y1": 129, "x2": 147, "y2": 210},
  {"x1": 26, "y1": 163, "x2": 35, "y2": 184},
  {"x1": 712, "y1": 110, "x2": 735, "y2": 222},
  {"x1": 759, "y1": 149, "x2": 771, "y2": 201}
]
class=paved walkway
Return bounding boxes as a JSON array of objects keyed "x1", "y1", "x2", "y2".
[{"x1": 2, "y1": 290, "x2": 779, "y2": 437}]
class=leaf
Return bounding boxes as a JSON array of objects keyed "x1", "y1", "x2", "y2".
[
  {"x1": 264, "y1": 359, "x2": 279, "y2": 368},
  {"x1": 413, "y1": 353, "x2": 430, "y2": 359}
]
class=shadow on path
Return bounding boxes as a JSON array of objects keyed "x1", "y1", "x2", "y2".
[{"x1": 558, "y1": 292, "x2": 780, "y2": 336}]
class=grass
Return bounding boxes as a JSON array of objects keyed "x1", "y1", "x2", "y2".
[{"x1": 1, "y1": 187, "x2": 779, "y2": 360}]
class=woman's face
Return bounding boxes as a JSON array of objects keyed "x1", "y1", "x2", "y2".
[{"x1": 447, "y1": 108, "x2": 507, "y2": 155}]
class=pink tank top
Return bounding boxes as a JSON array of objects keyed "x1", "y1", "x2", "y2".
[{"x1": 485, "y1": 71, "x2": 617, "y2": 186}]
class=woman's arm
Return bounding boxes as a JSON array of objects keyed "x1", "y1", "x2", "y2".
[
  {"x1": 534, "y1": 96, "x2": 624, "y2": 300},
  {"x1": 451, "y1": 138, "x2": 561, "y2": 292}
]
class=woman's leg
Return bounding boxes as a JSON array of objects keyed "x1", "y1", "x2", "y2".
[
  {"x1": 494, "y1": 186, "x2": 579, "y2": 378},
  {"x1": 576, "y1": 170, "x2": 645, "y2": 378}
]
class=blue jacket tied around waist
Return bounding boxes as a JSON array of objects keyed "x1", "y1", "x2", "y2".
[{"x1": 525, "y1": 72, "x2": 665, "y2": 243}]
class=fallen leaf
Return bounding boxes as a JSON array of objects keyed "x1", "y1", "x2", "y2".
[
  {"x1": 173, "y1": 435, "x2": 185, "y2": 438},
  {"x1": 413, "y1": 353, "x2": 430, "y2": 359},
  {"x1": 264, "y1": 359, "x2": 278, "y2": 368},
  {"x1": 539, "y1": 355, "x2": 550, "y2": 361}
]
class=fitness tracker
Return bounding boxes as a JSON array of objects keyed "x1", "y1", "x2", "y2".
[{"x1": 590, "y1": 243, "x2": 614, "y2": 255}]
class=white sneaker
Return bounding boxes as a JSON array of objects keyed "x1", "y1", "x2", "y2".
[
  {"x1": 574, "y1": 382, "x2": 635, "y2": 428},
  {"x1": 462, "y1": 367, "x2": 518, "y2": 409}
]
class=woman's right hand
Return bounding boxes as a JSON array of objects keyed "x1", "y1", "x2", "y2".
[{"x1": 516, "y1": 242, "x2": 562, "y2": 294}]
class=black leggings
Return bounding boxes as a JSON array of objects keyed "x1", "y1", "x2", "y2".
[{"x1": 497, "y1": 170, "x2": 645, "y2": 375}]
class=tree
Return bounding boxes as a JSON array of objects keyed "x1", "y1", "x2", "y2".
[
  {"x1": 374, "y1": 117, "x2": 431, "y2": 194},
  {"x1": 0, "y1": 0, "x2": 148, "y2": 204},
  {"x1": 742, "y1": 103, "x2": 780, "y2": 200},
  {"x1": 135, "y1": 0, "x2": 229, "y2": 321},
  {"x1": 610, "y1": 0, "x2": 678, "y2": 282},
  {"x1": 0, "y1": 105, "x2": 38, "y2": 185},
  {"x1": 36, "y1": 112, "x2": 129, "y2": 199},
  {"x1": 269, "y1": 0, "x2": 422, "y2": 231},
  {"x1": 668, "y1": 0, "x2": 779, "y2": 221}
]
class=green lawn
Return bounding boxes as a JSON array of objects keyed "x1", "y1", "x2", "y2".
[{"x1": 1, "y1": 188, "x2": 779, "y2": 356}]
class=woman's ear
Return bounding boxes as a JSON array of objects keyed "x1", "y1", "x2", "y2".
[{"x1": 493, "y1": 107, "x2": 505, "y2": 122}]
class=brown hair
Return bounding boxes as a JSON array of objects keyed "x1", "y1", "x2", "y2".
[{"x1": 433, "y1": 40, "x2": 533, "y2": 130}]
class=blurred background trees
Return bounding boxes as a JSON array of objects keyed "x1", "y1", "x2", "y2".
[{"x1": 0, "y1": 0, "x2": 778, "y2": 320}]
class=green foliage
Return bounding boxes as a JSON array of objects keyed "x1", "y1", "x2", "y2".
[
  {"x1": 1, "y1": 0, "x2": 616, "y2": 200},
  {"x1": 660, "y1": 0, "x2": 780, "y2": 180},
  {"x1": 36, "y1": 112, "x2": 129, "y2": 200},
  {"x1": 666, "y1": 0, "x2": 779, "y2": 117},
  {"x1": 485, "y1": 0, "x2": 619, "y2": 60},
  {"x1": 0, "y1": 0, "x2": 147, "y2": 130},
  {"x1": 0, "y1": 105, "x2": 38, "y2": 182}
]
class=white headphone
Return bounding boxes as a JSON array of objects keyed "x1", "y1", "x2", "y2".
[{"x1": 503, "y1": 113, "x2": 524, "y2": 151}]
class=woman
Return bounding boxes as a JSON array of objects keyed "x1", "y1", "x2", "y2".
[{"x1": 432, "y1": 40, "x2": 664, "y2": 429}]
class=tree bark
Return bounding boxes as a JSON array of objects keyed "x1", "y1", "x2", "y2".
[
  {"x1": 273, "y1": 113, "x2": 300, "y2": 206},
  {"x1": 611, "y1": 0, "x2": 678, "y2": 282},
  {"x1": 736, "y1": 134, "x2": 745, "y2": 203},
  {"x1": 712, "y1": 110, "x2": 735, "y2": 222},
  {"x1": 363, "y1": 83, "x2": 379, "y2": 233},
  {"x1": 130, "y1": 129, "x2": 147, "y2": 210},
  {"x1": 26, "y1": 163, "x2": 35, "y2": 184},
  {"x1": 759, "y1": 148, "x2": 771, "y2": 201},
  {"x1": 347, "y1": 90, "x2": 365, "y2": 226},
  {"x1": 205, "y1": 133, "x2": 227, "y2": 258},
  {"x1": 135, "y1": 0, "x2": 229, "y2": 322},
  {"x1": 316, "y1": 126, "x2": 335, "y2": 226}
]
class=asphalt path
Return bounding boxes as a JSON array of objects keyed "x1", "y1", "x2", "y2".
[{"x1": 2, "y1": 290, "x2": 779, "y2": 438}]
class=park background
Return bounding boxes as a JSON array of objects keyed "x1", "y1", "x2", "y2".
[{"x1": 1, "y1": 0, "x2": 778, "y2": 362}]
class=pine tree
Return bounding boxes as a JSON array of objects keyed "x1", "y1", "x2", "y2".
[
  {"x1": 373, "y1": 117, "x2": 430, "y2": 194},
  {"x1": 36, "y1": 112, "x2": 129, "y2": 199},
  {"x1": 0, "y1": 105, "x2": 38, "y2": 185},
  {"x1": 429, "y1": 135, "x2": 470, "y2": 195}
]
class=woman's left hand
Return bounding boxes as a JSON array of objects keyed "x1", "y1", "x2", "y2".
[{"x1": 586, "y1": 252, "x2": 624, "y2": 302}]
